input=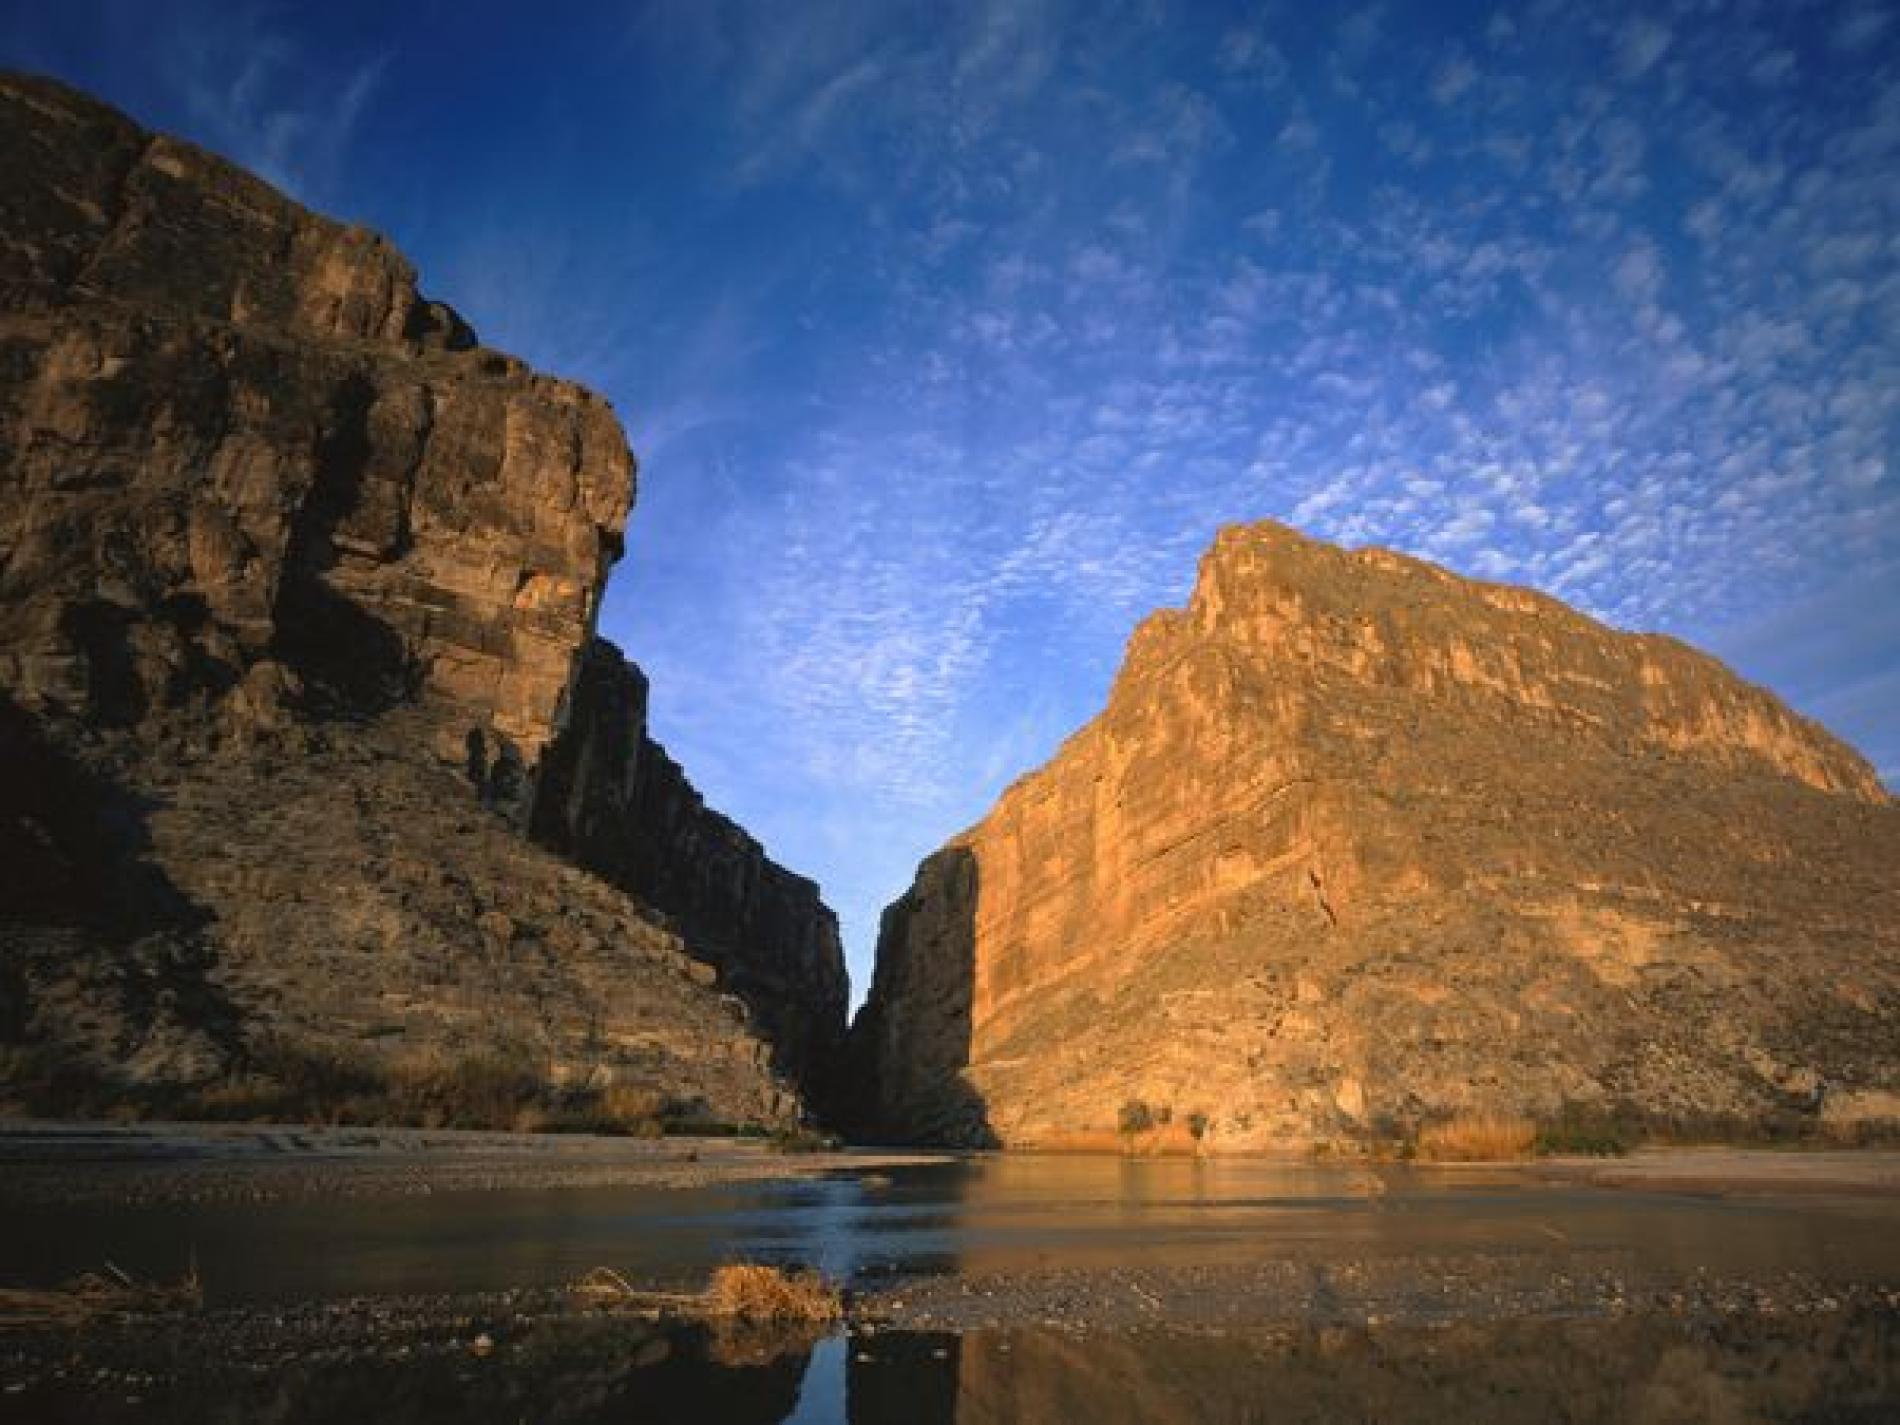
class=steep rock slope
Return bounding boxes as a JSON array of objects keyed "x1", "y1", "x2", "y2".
[
  {"x1": 532, "y1": 640, "x2": 848, "y2": 1090},
  {"x1": 0, "y1": 73, "x2": 842, "y2": 1123},
  {"x1": 849, "y1": 521, "x2": 1899, "y2": 1147}
]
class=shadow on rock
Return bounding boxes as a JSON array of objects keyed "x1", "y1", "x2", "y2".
[
  {"x1": 839, "y1": 844, "x2": 997, "y2": 1148},
  {"x1": 0, "y1": 692, "x2": 240, "y2": 1101}
]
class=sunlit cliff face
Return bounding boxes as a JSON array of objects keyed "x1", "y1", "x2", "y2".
[{"x1": 848, "y1": 521, "x2": 1900, "y2": 1150}]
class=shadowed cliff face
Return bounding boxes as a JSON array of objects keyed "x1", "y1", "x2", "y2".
[
  {"x1": 0, "y1": 72, "x2": 842, "y2": 1124},
  {"x1": 0, "y1": 690, "x2": 242, "y2": 1087},
  {"x1": 531, "y1": 640, "x2": 849, "y2": 1094},
  {"x1": 840, "y1": 847, "x2": 992, "y2": 1145},
  {"x1": 852, "y1": 520, "x2": 1900, "y2": 1149}
]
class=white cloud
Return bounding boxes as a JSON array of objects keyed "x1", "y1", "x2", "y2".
[
  {"x1": 1216, "y1": 24, "x2": 1290, "y2": 88},
  {"x1": 1832, "y1": 7, "x2": 1892, "y2": 52},
  {"x1": 1615, "y1": 17, "x2": 1672, "y2": 77},
  {"x1": 1432, "y1": 52, "x2": 1479, "y2": 105},
  {"x1": 1613, "y1": 240, "x2": 1664, "y2": 304},
  {"x1": 160, "y1": 11, "x2": 386, "y2": 205}
]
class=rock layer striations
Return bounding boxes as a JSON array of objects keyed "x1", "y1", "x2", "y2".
[
  {"x1": 0, "y1": 73, "x2": 843, "y2": 1124},
  {"x1": 849, "y1": 521, "x2": 1899, "y2": 1148}
]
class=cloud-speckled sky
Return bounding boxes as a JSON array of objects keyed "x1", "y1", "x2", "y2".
[{"x1": 9, "y1": 1, "x2": 1896, "y2": 1002}]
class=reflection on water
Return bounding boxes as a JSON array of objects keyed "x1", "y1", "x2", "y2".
[
  {"x1": 6, "y1": 1310, "x2": 1895, "y2": 1424},
  {"x1": 6, "y1": 1155, "x2": 1899, "y2": 1305},
  {"x1": 872, "y1": 1311, "x2": 1899, "y2": 1425},
  {"x1": 6, "y1": 1155, "x2": 1899, "y2": 1422}
]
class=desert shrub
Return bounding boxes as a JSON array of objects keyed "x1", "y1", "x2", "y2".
[
  {"x1": 529, "y1": 1083, "x2": 685, "y2": 1136},
  {"x1": 1186, "y1": 1111, "x2": 1210, "y2": 1142},
  {"x1": 184, "y1": 1037, "x2": 390, "y2": 1124},
  {"x1": 385, "y1": 1051, "x2": 544, "y2": 1129},
  {"x1": 1118, "y1": 1098, "x2": 1157, "y2": 1136},
  {"x1": 705, "y1": 1264, "x2": 841, "y2": 1323},
  {"x1": 188, "y1": 1075, "x2": 295, "y2": 1123},
  {"x1": 1823, "y1": 1116, "x2": 1900, "y2": 1147},
  {"x1": 1587, "y1": 1101, "x2": 1839, "y2": 1150},
  {"x1": 667, "y1": 1118, "x2": 770, "y2": 1138},
  {"x1": 601, "y1": 1084, "x2": 671, "y2": 1126},
  {"x1": 769, "y1": 1125, "x2": 839, "y2": 1153},
  {"x1": 511, "y1": 1103, "x2": 553, "y2": 1134},
  {"x1": 244, "y1": 1037, "x2": 386, "y2": 1108},
  {"x1": 1416, "y1": 1113, "x2": 1538, "y2": 1162},
  {"x1": 1535, "y1": 1103, "x2": 1635, "y2": 1157},
  {"x1": 0, "y1": 1042, "x2": 140, "y2": 1120}
]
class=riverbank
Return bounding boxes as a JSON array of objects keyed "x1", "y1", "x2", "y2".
[
  {"x1": 11, "y1": 1121, "x2": 1900, "y2": 1207},
  {"x1": 0, "y1": 1119, "x2": 944, "y2": 1206},
  {"x1": 1529, "y1": 1146, "x2": 1900, "y2": 1197}
]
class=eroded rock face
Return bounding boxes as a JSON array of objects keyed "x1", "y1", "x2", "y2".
[
  {"x1": 0, "y1": 73, "x2": 842, "y2": 1125},
  {"x1": 849, "y1": 521, "x2": 1900, "y2": 1148},
  {"x1": 531, "y1": 639, "x2": 849, "y2": 1090},
  {"x1": 0, "y1": 73, "x2": 628, "y2": 761}
]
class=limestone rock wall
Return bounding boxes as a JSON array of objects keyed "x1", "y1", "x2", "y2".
[
  {"x1": 0, "y1": 73, "x2": 843, "y2": 1123},
  {"x1": 0, "y1": 73, "x2": 629, "y2": 763},
  {"x1": 849, "y1": 521, "x2": 1900, "y2": 1148}
]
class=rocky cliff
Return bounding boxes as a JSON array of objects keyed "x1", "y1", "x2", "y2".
[
  {"x1": 0, "y1": 74, "x2": 623, "y2": 757},
  {"x1": 531, "y1": 639, "x2": 848, "y2": 1089},
  {"x1": 849, "y1": 520, "x2": 1900, "y2": 1148},
  {"x1": 0, "y1": 72, "x2": 843, "y2": 1125}
]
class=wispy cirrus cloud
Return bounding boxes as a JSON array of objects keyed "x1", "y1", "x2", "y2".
[
  {"x1": 4, "y1": 0, "x2": 388, "y2": 211},
  {"x1": 165, "y1": 25, "x2": 386, "y2": 204}
]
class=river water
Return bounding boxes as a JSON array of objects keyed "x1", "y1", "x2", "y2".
[
  {"x1": 5, "y1": 1153, "x2": 1897, "y2": 1304},
  {"x1": 4, "y1": 1154, "x2": 1898, "y2": 1421}
]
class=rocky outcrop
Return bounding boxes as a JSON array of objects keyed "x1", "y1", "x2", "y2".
[
  {"x1": 531, "y1": 638, "x2": 848, "y2": 1089},
  {"x1": 0, "y1": 72, "x2": 627, "y2": 762},
  {"x1": 0, "y1": 72, "x2": 843, "y2": 1125},
  {"x1": 849, "y1": 520, "x2": 1900, "y2": 1148}
]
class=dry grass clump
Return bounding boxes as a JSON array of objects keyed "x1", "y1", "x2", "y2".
[
  {"x1": 567, "y1": 1262, "x2": 840, "y2": 1367},
  {"x1": 567, "y1": 1262, "x2": 839, "y2": 1324},
  {"x1": 0, "y1": 1262, "x2": 201, "y2": 1331},
  {"x1": 569, "y1": 1266, "x2": 671, "y2": 1308},
  {"x1": 1417, "y1": 1113, "x2": 1538, "y2": 1162},
  {"x1": 704, "y1": 1264, "x2": 841, "y2": 1323},
  {"x1": 600, "y1": 1084, "x2": 671, "y2": 1130}
]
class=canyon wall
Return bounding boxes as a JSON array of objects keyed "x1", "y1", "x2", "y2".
[
  {"x1": 531, "y1": 639, "x2": 848, "y2": 1089},
  {"x1": 849, "y1": 520, "x2": 1900, "y2": 1148},
  {"x1": 0, "y1": 72, "x2": 842, "y2": 1123},
  {"x1": 0, "y1": 72, "x2": 622, "y2": 758}
]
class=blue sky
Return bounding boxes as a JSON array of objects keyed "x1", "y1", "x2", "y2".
[{"x1": 8, "y1": 0, "x2": 1897, "y2": 1003}]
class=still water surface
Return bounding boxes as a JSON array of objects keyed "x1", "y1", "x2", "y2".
[
  {"x1": 5, "y1": 1155, "x2": 1899, "y2": 1421},
  {"x1": 6, "y1": 1153, "x2": 1896, "y2": 1304}
]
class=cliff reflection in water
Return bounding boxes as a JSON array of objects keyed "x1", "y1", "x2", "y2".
[
  {"x1": 15, "y1": 1308, "x2": 1892, "y2": 1424},
  {"x1": 859, "y1": 1312, "x2": 1899, "y2": 1424}
]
